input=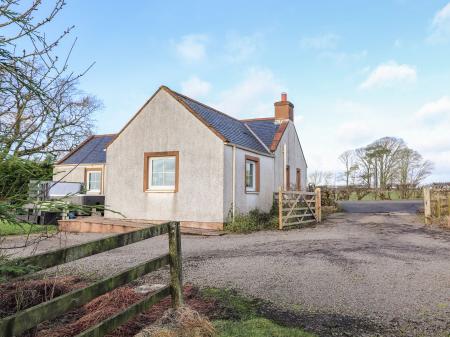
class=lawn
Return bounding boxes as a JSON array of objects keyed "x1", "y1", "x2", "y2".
[
  {"x1": 201, "y1": 288, "x2": 316, "y2": 337},
  {"x1": 0, "y1": 221, "x2": 57, "y2": 236}
]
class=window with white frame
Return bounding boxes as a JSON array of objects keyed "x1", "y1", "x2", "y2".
[
  {"x1": 245, "y1": 160, "x2": 256, "y2": 192},
  {"x1": 145, "y1": 152, "x2": 179, "y2": 192},
  {"x1": 86, "y1": 170, "x2": 101, "y2": 192}
]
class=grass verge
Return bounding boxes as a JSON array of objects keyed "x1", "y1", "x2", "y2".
[
  {"x1": 200, "y1": 288, "x2": 316, "y2": 337},
  {"x1": 215, "y1": 318, "x2": 314, "y2": 337},
  {"x1": 0, "y1": 221, "x2": 57, "y2": 236}
]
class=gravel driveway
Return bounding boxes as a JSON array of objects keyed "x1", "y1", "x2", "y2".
[
  {"x1": 338, "y1": 200, "x2": 423, "y2": 213},
  {"x1": 3, "y1": 213, "x2": 450, "y2": 337}
]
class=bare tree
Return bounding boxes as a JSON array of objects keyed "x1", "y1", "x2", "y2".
[
  {"x1": 0, "y1": 1, "x2": 73, "y2": 97},
  {"x1": 0, "y1": 57, "x2": 99, "y2": 159},
  {"x1": 354, "y1": 147, "x2": 373, "y2": 187},
  {"x1": 0, "y1": 1, "x2": 99, "y2": 160},
  {"x1": 308, "y1": 170, "x2": 334, "y2": 187},
  {"x1": 340, "y1": 137, "x2": 433, "y2": 198},
  {"x1": 338, "y1": 150, "x2": 358, "y2": 188},
  {"x1": 397, "y1": 148, "x2": 433, "y2": 197},
  {"x1": 365, "y1": 137, "x2": 406, "y2": 189}
]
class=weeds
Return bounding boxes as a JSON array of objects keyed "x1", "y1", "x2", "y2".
[{"x1": 225, "y1": 208, "x2": 277, "y2": 233}]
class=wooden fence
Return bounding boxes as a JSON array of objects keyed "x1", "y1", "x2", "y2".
[
  {"x1": 0, "y1": 221, "x2": 183, "y2": 337},
  {"x1": 276, "y1": 188, "x2": 321, "y2": 230},
  {"x1": 424, "y1": 187, "x2": 450, "y2": 226}
]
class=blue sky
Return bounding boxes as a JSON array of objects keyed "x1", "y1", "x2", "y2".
[{"x1": 48, "y1": 1, "x2": 450, "y2": 182}]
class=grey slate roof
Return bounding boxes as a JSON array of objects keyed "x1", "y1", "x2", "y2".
[
  {"x1": 171, "y1": 91, "x2": 270, "y2": 154},
  {"x1": 245, "y1": 119, "x2": 281, "y2": 149},
  {"x1": 59, "y1": 135, "x2": 115, "y2": 164}
]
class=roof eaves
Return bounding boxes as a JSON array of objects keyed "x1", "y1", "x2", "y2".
[{"x1": 225, "y1": 142, "x2": 274, "y2": 158}]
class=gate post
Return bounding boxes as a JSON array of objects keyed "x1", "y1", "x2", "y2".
[
  {"x1": 168, "y1": 222, "x2": 183, "y2": 308},
  {"x1": 315, "y1": 188, "x2": 322, "y2": 222},
  {"x1": 423, "y1": 187, "x2": 432, "y2": 225},
  {"x1": 278, "y1": 187, "x2": 283, "y2": 230}
]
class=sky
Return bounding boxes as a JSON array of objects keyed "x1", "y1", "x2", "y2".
[{"x1": 45, "y1": 1, "x2": 450, "y2": 182}]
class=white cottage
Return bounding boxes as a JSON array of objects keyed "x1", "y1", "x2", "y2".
[
  {"x1": 54, "y1": 86, "x2": 307, "y2": 230},
  {"x1": 103, "y1": 86, "x2": 307, "y2": 230}
]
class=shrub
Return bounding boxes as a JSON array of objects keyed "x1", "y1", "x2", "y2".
[
  {"x1": 225, "y1": 209, "x2": 277, "y2": 233},
  {"x1": 0, "y1": 156, "x2": 53, "y2": 203}
]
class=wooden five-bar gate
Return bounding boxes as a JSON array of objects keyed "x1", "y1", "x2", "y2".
[
  {"x1": 424, "y1": 187, "x2": 450, "y2": 226},
  {"x1": 0, "y1": 221, "x2": 183, "y2": 337},
  {"x1": 276, "y1": 188, "x2": 322, "y2": 230}
]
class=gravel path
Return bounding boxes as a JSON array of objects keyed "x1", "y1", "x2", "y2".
[{"x1": 2, "y1": 213, "x2": 449, "y2": 336}]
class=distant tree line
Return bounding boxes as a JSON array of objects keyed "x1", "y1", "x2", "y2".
[
  {"x1": 338, "y1": 137, "x2": 433, "y2": 190},
  {"x1": 308, "y1": 137, "x2": 433, "y2": 200}
]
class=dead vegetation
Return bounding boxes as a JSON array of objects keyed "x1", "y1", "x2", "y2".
[
  {"x1": 0, "y1": 276, "x2": 217, "y2": 337},
  {"x1": 135, "y1": 306, "x2": 216, "y2": 337},
  {"x1": 0, "y1": 276, "x2": 85, "y2": 318}
]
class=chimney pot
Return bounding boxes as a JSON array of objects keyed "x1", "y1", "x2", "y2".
[{"x1": 274, "y1": 92, "x2": 294, "y2": 122}]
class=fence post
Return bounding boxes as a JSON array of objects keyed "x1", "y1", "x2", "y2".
[
  {"x1": 278, "y1": 187, "x2": 283, "y2": 230},
  {"x1": 168, "y1": 222, "x2": 183, "y2": 308},
  {"x1": 423, "y1": 187, "x2": 432, "y2": 225},
  {"x1": 448, "y1": 192, "x2": 450, "y2": 216},
  {"x1": 315, "y1": 187, "x2": 322, "y2": 223}
]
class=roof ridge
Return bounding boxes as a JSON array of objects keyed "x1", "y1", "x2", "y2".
[{"x1": 240, "y1": 117, "x2": 275, "y2": 122}]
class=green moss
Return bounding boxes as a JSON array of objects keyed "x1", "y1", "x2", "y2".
[
  {"x1": 201, "y1": 288, "x2": 258, "y2": 320},
  {"x1": 214, "y1": 318, "x2": 315, "y2": 337},
  {"x1": 0, "y1": 221, "x2": 57, "y2": 236},
  {"x1": 201, "y1": 288, "x2": 316, "y2": 337}
]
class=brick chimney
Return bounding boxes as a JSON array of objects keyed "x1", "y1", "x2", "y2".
[{"x1": 274, "y1": 92, "x2": 294, "y2": 122}]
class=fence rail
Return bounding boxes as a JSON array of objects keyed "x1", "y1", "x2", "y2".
[
  {"x1": 275, "y1": 188, "x2": 321, "y2": 230},
  {"x1": 0, "y1": 222, "x2": 183, "y2": 337},
  {"x1": 424, "y1": 187, "x2": 450, "y2": 226}
]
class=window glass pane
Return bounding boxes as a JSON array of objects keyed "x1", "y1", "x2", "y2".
[
  {"x1": 164, "y1": 157, "x2": 175, "y2": 172},
  {"x1": 246, "y1": 161, "x2": 255, "y2": 189},
  {"x1": 164, "y1": 172, "x2": 175, "y2": 186},
  {"x1": 149, "y1": 156, "x2": 176, "y2": 188},
  {"x1": 88, "y1": 171, "x2": 101, "y2": 191},
  {"x1": 152, "y1": 172, "x2": 164, "y2": 186},
  {"x1": 152, "y1": 158, "x2": 164, "y2": 172}
]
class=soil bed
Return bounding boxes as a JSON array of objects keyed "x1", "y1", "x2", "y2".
[{"x1": 0, "y1": 277, "x2": 216, "y2": 337}]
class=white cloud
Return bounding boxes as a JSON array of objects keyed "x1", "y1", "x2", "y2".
[
  {"x1": 300, "y1": 33, "x2": 340, "y2": 50},
  {"x1": 320, "y1": 50, "x2": 368, "y2": 64},
  {"x1": 415, "y1": 96, "x2": 450, "y2": 120},
  {"x1": 336, "y1": 120, "x2": 375, "y2": 146},
  {"x1": 225, "y1": 33, "x2": 262, "y2": 63},
  {"x1": 215, "y1": 68, "x2": 284, "y2": 117},
  {"x1": 180, "y1": 76, "x2": 212, "y2": 98},
  {"x1": 427, "y1": 2, "x2": 450, "y2": 44},
  {"x1": 359, "y1": 61, "x2": 417, "y2": 90},
  {"x1": 174, "y1": 34, "x2": 208, "y2": 62}
]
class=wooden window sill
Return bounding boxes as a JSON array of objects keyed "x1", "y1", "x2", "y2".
[{"x1": 145, "y1": 190, "x2": 177, "y2": 193}]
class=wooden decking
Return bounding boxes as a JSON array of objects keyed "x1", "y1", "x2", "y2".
[{"x1": 58, "y1": 217, "x2": 225, "y2": 236}]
